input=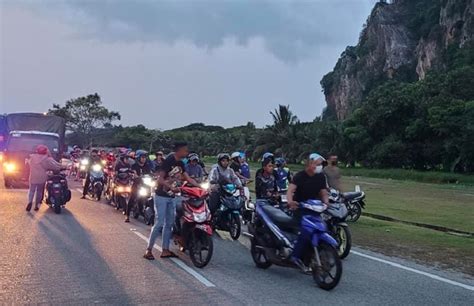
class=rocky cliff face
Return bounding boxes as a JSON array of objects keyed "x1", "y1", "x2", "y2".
[{"x1": 321, "y1": 0, "x2": 474, "y2": 120}]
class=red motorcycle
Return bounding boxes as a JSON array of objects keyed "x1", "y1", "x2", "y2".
[{"x1": 174, "y1": 186, "x2": 213, "y2": 268}]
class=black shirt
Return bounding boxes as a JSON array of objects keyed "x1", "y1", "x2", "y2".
[
  {"x1": 255, "y1": 170, "x2": 278, "y2": 199},
  {"x1": 156, "y1": 154, "x2": 186, "y2": 197},
  {"x1": 291, "y1": 171, "x2": 327, "y2": 202},
  {"x1": 230, "y1": 161, "x2": 241, "y2": 174},
  {"x1": 132, "y1": 161, "x2": 152, "y2": 177}
]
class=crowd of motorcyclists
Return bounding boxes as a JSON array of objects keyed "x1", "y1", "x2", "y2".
[{"x1": 26, "y1": 140, "x2": 364, "y2": 290}]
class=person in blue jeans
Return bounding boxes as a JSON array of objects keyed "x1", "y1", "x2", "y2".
[{"x1": 144, "y1": 142, "x2": 198, "y2": 260}]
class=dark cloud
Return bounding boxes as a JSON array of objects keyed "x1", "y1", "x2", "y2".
[{"x1": 23, "y1": 0, "x2": 376, "y2": 62}]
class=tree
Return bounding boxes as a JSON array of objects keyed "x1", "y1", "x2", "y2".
[
  {"x1": 269, "y1": 105, "x2": 298, "y2": 133},
  {"x1": 49, "y1": 93, "x2": 121, "y2": 147}
]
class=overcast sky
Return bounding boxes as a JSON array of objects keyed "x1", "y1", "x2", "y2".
[{"x1": 0, "y1": 0, "x2": 376, "y2": 130}]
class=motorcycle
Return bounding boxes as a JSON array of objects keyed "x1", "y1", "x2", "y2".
[
  {"x1": 113, "y1": 168, "x2": 132, "y2": 211},
  {"x1": 78, "y1": 158, "x2": 88, "y2": 179},
  {"x1": 248, "y1": 200, "x2": 342, "y2": 291},
  {"x1": 45, "y1": 171, "x2": 71, "y2": 214},
  {"x1": 323, "y1": 195, "x2": 352, "y2": 259},
  {"x1": 133, "y1": 174, "x2": 157, "y2": 225},
  {"x1": 212, "y1": 183, "x2": 244, "y2": 240},
  {"x1": 174, "y1": 186, "x2": 213, "y2": 268},
  {"x1": 103, "y1": 163, "x2": 116, "y2": 204},
  {"x1": 332, "y1": 186, "x2": 366, "y2": 222},
  {"x1": 86, "y1": 164, "x2": 105, "y2": 201}
]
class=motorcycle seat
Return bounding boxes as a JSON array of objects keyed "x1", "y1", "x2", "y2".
[
  {"x1": 342, "y1": 191, "x2": 363, "y2": 200},
  {"x1": 260, "y1": 204, "x2": 298, "y2": 229}
]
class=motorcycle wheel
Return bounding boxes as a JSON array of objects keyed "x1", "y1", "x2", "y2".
[
  {"x1": 312, "y1": 242, "x2": 342, "y2": 291},
  {"x1": 54, "y1": 204, "x2": 61, "y2": 214},
  {"x1": 335, "y1": 224, "x2": 352, "y2": 259},
  {"x1": 346, "y1": 202, "x2": 362, "y2": 222},
  {"x1": 189, "y1": 230, "x2": 213, "y2": 268},
  {"x1": 250, "y1": 238, "x2": 272, "y2": 269},
  {"x1": 229, "y1": 214, "x2": 241, "y2": 240}
]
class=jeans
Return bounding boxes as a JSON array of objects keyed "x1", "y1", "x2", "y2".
[
  {"x1": 147, "y1": 195, "x2": 180, "y2": 250},
  {"x1": 28, "y1": 183, "x2": 45, "y2": 206}
]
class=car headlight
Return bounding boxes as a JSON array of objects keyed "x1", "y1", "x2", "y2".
[
  {"x1": 138, "y1": 187, "x2": 148, "y2": 197},
  {"x1": 200, "y1": 182, "x2": 210, "y2": 190},
  {"x1": 4, "y1": 162, "x2": 16, "y2": 173},
  {"x1": 80, "y1": 159, "x2": 89, "y2": 166},
  {"x1": 92, "y1": 164, "x2": 102, "y2": 172}
]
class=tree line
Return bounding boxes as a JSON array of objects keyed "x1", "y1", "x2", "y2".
[{"x1": 49, "y1": 45, "x2": 474, "y2": 173}]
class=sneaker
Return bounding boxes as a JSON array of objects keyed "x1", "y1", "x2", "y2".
[
  {"x1": 34, "y1": 206, "x2": 39, "y2": 211},
  {"x1": 26, "y1": 203, "x2": 32, "y2": 212},
  {"x1": 80, "y1": 195, "x2": 86, "y2": 199},
  {"x1": 124, "y1": 217, "x2": 130, "y2": 223}
]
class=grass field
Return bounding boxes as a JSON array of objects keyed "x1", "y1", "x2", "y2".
[{"x1": 203, "y1": 159, "x2": 474, "y2": 275}]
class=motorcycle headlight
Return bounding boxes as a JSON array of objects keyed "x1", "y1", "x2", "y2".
[
  {"x1": 101, "y1": 160, "x2": 107, "y2": 165},
  {"x1": 80, "y1": 159, "x2": 89, "y2": 166},
  {"x1": 4, "y1": 162, "x2": 16, "y2": 173},
  {"x1": 117, "y1": 186, "x2": 125, "y2": 192},
  {"x1": 139, "y1": 187, "x2": 148, "y2": 197},
  {"x1": 143, "y1": 177, "x2": 156, "y2": 187},
  {"x1": 80, "y1": 165, "x2": 86, "y2": 171},
  {"x1": 92, "y1": 164, "x2": 102, "y2": 172},
  {"x1": 200, "y1": 182, "x2": 210, "y2": 190},
  {"x1": 193, "y1": 212, "x2": 207, "y2": 223}
]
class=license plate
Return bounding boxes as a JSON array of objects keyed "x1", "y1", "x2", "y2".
[{"x1": 281, "y1": 195, "x2": 287, "y2": 202}]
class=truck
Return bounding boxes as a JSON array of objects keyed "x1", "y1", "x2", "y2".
[{"x1": 2, "y1": 113, "x2": 66, "y2": 188}]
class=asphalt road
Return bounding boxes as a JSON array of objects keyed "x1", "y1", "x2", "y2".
[{"x1": 1, "y1": 177, "x2": 473, "y2": 305}]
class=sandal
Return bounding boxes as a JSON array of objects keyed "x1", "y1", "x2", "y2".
[
  {"x1": 143, "y1": 251, "x2": 155, "y2": 260},
  {"x1": 160, "y1": 250, "x2": 178, "y2": 258}
]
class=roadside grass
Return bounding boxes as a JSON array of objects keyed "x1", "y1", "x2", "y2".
[{"x1": 351, "y1": 217, "x2": 474, "y2": 276}]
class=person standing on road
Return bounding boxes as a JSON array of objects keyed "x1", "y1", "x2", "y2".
[
  {"x1": 323, "y1": 154, "x2": 342, "y2": 192},
  {"x1": 144, "y1": 142, "x2": 198, "y2": 260},
  {"x1": 26, "y1": 145, "x2": 63, "y2": 211}
]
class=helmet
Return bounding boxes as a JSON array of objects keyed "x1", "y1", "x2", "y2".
[
  {"x1": 136, "y1": 150, "x2": 148, "y2": 160},
  {"x1": 119, "y1": 153, "x2": 129, "y2": 161},
  {"x1": 128, "y1": 151, "x2": 136, "y2": 158},
  {"x1": 73, "y1": 145, "x2": 80, "y2": 150},
  {"x1": 36, "y1": 145, "x2": 48, "y2": 155},
  {"x1": 309, "y1": 153, "x2": 326, "y2": 162},
  {"x1": 231, "y1": 152, "x2": 241, "y2": 160},
  {"x1": 188, "y1": 153, "x2": 199, "y2": 162},
  {"x1": 261, "y1": 152, "x2": 274, "y2": 162},
  {"x1": 275, "y1": 157, "x2": 285, "y2": 167},
  {"x1": 217, "y1": 153, "x2": 230, "y2": 163},
  {"x1": 119, "y1": 147, "x2": 128, "y2": 154}
]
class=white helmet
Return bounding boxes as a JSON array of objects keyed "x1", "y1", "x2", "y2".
[{"x1": 231, "y1": 152, "x2": 241, "y2": 159}]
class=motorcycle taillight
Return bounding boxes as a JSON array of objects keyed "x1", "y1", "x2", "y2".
[
  {"x1": 47, "y1": 180, "x2": 53, "y2": 184},
  {"x1": 60, "y1": 179, "x2": 66, "y2": 183}
]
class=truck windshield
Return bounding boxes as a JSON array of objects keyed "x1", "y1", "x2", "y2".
[{"x1": 7, "y1": 134, "x2": 59, "y2": 153}]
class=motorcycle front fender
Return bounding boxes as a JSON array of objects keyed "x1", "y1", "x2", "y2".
[
  {"x1": 312, "y1": 232, "x2": 338, "y2": 248},
  {"x1": 195, "y1": 223, "x2": 213, "y2": 236}
]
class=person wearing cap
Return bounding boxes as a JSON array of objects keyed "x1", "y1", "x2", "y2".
[
  {"x1": 185, "y1": 153, "x2": 204, "y2": 182},
  {"x1": 286, "y1": 153, "x2": 329, "y2": 271},
  {"x1": 25, "y1": 145, "x2": 64, "y2": 212}
]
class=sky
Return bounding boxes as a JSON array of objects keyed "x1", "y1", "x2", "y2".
[{"x1": 0, "y1": 0, "x2": 376, "y2": 130}]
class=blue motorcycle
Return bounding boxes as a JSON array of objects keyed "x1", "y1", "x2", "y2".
[
  {"x1": 212, "y1": 183, "x2": 244, "y2": 240},
  {"x1": 248, "y1": 200, "x2": 342, "y2": 290}
]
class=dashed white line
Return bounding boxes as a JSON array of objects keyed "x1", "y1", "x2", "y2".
[
  {"x1": 132, "y1": 230, "x2": 216, "y2": 288},
  {"x1": 351, "y1": 251, "x2": 474, "y2": 291}
]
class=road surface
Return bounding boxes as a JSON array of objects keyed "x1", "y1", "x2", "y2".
[{"x1": 1, "y1": 177, "x2": 473, "y2": 305}]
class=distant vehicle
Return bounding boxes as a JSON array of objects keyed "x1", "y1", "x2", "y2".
[
  {"x1": 0, "y1": 114, "x2": 7, "y2": 153},
  {"x1": 2, "y1": 113, "x2": 65, "y2": 188}
]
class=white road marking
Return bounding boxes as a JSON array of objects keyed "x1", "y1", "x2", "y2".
[
  {"x1": 351, "y1": 251, "x2": 474, "y2": 291},
  {"x1": 132, "y1": 230, "x2": 216, "y2": 288},
  {"x1": 75, "y1": 188, "x2": 82, "y2": 193}
]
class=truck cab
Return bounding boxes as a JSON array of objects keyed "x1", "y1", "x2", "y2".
[{"x1": 3, "y1": 131, "x2": 60, "y2": 188}]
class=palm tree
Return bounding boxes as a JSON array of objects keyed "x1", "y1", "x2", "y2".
[{"x1": 270, "y1": 105, "x2": 298, "y2": 133}]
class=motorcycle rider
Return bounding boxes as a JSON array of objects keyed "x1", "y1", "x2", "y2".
[
  {"x1": 255, "y1": 158, "x2": 278, "y2": 201},
  {"x1": 324, "y1": 154, "x2": 342, "y2": 192},
  {"x1": 275, "y1": 157, "x2": 292, "y2": 191},
  {"x1": 152, "y1": 151, "x2": 164, "y2": 172},
  {"x1": 287, "y1": 153, "x2": 329, "y2": 272},
  {"x1": 208, "y1": 153, "x2": 243, "y2": 214},
  {"x1": 125, "y1": 150, "x2": 153, "y2": 223},
  {"x1": 255, "y1": 152, "x2": 274, "y2": 179},
  {"x1": 230, "y1": 152, "x2": 248, "y2": 184},
  {"x1": 185, "y1": 153, "x2": 205, "y2": 182},
  {"x1": 81, "y1": 149, "x2": 102, "y2": 199},
  {"x1": 240, "y1": 153, "x2": 251, "y2": 180},
  {"x1": 144, "y1": 142, "x2": 198, "y2": 260}
]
